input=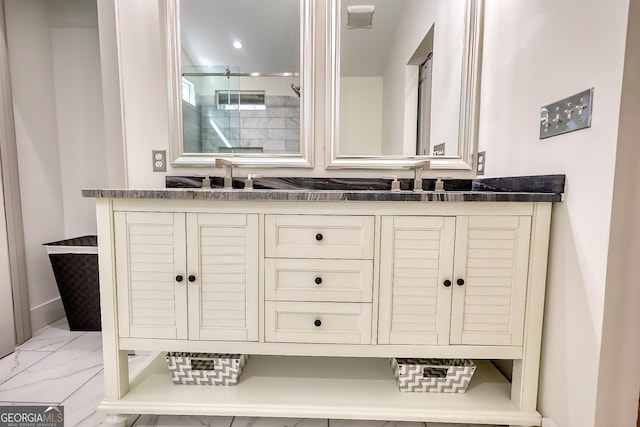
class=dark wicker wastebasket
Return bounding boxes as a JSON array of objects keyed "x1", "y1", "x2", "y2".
[{"x1": 44, "y1": 235, "x2": 101, "y2": 331}]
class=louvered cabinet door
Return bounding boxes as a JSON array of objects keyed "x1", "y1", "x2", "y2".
[
  {"x1": 186, "y1": 213, "x2": 258, "y2": 341},
  {"x1": 115, "y1": 212, "x2": 187, "y2": 339},
  {"x1": 450, "y1": 216, "x2": 532, "y2": 346},
  {"x1": 378, "y1": 216, "x2": 455, "y2": 345}
]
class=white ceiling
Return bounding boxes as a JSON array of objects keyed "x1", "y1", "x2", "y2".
[
  {"x1": 180, "y1": 0, "x2": 409, "y2": 76},
  {"x1": 181, "y1": 0, "x2": 300, "y2": 73}
]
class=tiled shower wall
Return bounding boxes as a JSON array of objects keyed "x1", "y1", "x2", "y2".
[
  {"x1": 193, "y1": 95, "x2": 300, "y2": 154},
  {"x1": 183, "y1": 101, "x2": 201, "y2": 153}
]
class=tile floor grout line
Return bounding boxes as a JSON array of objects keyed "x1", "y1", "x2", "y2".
[
  {"x1": 0, "y1": 362, "x2": 103, "y2": 405},
  {"x1": 17, "y1": 330, "x2": 86, "y2": 353},
  {"x1": 61, "y1": 368, "x2": 104, "y2": 406},
  {"x1": 49, "y1": 333, "x2": 87, "y2": 352},
  {"x1": 0, "y1": 350, "x2": 55, "y2": 387}
]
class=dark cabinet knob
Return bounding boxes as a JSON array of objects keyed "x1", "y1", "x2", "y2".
[
  {"x1": 315, "y1": 277, "x2": 323, "y2": 285},
  {"x1": 315, "y1": 233, "x2": 323, "y2": 241},
  {"x1": 443, "y1": 279, "x2": 452, "y2": 287},
  {"x1": 457, "y1": 278, "x2": 465, "y2": 286},
  {"x1": 188, "y1": 275, "x2": 196, "y2": 283},
  {"x1": 176, "y1": 275, "x2": 184, "y2": 283},
  {"x1": 314, "y1": 319, "x2": 322, "y2": 327}
]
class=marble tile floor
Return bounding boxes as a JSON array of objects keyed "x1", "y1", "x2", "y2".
[{"x1": 0, "y1": 318, "x2": 506, "y2": 427}]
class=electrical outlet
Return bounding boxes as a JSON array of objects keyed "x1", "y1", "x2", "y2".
[
  {"x1": 476, "y1": 151, "x2": 486, "y2": 175},
  {"x1": 152, "y1": 150, "x2": 166, "y2": 172}
]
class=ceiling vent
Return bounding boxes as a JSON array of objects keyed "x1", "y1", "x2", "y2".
[{"x1": 346, "y1": 5, "x2": 375, "y2": 29}]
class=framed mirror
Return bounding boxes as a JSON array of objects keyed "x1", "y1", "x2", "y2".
[
  {"x1": 166, "y1": 0, "x2": 315, "y2": 167},
  {"x1": 325, "y1": 0, "x2": 483, "y2": 169}
]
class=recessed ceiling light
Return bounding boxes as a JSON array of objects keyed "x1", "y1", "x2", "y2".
[{"x1": 233, "y1": 41, "x2": 243, "y2": 49}]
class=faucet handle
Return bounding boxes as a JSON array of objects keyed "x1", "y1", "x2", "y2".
[
  {"x1": 244, "y1": 174, "x2": 263, "y2": 190},
  {"x1": 195, "y1": 173, "x2": 211, "y2": 188},
  {"x1": 382, "y1": 175, "x2": 401, "y2": 192},
  {"x1": 435, "y1": 176, "x2": 453, "y2": 192}
]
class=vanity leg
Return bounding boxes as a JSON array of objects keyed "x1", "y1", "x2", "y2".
[
  {"x1": 96, "y1": 199, "x2": 130, "y2": 400},
  {"x1": 104, "y1": 414, "x2": 128, "y2": 427}
]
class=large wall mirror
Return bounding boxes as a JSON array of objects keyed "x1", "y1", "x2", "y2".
[
  {"x1": 166, "y1": 0, "x2": 314, "y2": 167},
  {"x1": 326, "y1": 0, "x2": 482, "y2": 169}
]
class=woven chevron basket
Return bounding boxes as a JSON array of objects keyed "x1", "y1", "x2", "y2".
[
  {"x1": 166, "y1": 352, "x2": 248, "y2": 386},
  {"x1": 391, "y1": 358, "x2": 476, "y2": 393}
]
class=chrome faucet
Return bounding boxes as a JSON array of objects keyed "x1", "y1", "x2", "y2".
[
  {"x1": 412, "y1": 160, "x2": 430, "y2": 192},
  {"x1": 215, "y1": 158, "x2": 234, "y2": 189}
]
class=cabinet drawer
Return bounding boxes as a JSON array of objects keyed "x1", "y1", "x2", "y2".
[
  {"x1": 265, "y1": 259, "x2": 373, "y2": 302},
  {"x1": 265, "y1": 301, "x2": 372, "y2": 344},
  {"x1": 265, "y1": 215, "x2": 374, "y2": 259}
]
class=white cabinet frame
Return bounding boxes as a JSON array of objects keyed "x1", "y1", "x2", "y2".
[{"x1": 94, "y1": 199, "x2": 552, "y2": 427}]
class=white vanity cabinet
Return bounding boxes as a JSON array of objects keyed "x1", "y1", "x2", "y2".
[
  {"x1": 378, "y1": 215, "x2": 531, "y2": 347},
  {"x1": 91, "y1": 196, "x2": 554, "y2": 427},
  {"x1": 114, "y1": 210, "x2": 258, "y2": 342}
]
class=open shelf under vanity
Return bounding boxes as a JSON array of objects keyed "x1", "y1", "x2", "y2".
[{"x1": 99, "y1": 353, "x2": 541, "y2": 426}]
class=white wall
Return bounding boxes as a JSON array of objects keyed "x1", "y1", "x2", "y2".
[
  {"x1": 6, "y1": 0, "x2": 67, "y2": 329},
  {"x1": 51, "y1": 28, "x2": 108, "y2": 237},
  {"x1": 6, "y1": 0, "x2": 109, "y2": 331},
  {"x1": 96, "y1": 0, "x2": 127, "y2": 188},
  {"x1": 478, "y1": 1, "x2": 631, "y2": 426},
  {"x1": 0, "y1": 158, "x2": 16, "y2": 355},
  {"x1": 115, "y1": 0, "x2": 171, "y2": 189},
  {"x1": 594, "y1": 0, "x2": 640, "y2": 424},
  {"x1": 339, "y1": 77, "x2": 383, "y2": 155}
]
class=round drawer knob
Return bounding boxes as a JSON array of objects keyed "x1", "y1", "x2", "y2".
[
  {"x1": 314, "y1": 277, "x2": 323, "y2": 285},
  {"x1": 443, "y1": 279, "x2": 452, "y2": 287},
  {"x1": 315, "y1": 233, "x2": 324, "y2": 241},
  {"x1": 188, "y1": 275, "x2": 196, "y2": 283},
  {"x1": 457, "y1": 278, "x2": 465, "y2": 286},
  {"x1": 314, "y1": 319, "x2": 322, "y2": 327},
  {"x1": 176, "y1": 275, "x2": 184, "y2": 283}
]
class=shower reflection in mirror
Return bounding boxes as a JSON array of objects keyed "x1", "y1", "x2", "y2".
[{"x1": 179, "y1": 0, "x2": 302, "y2": 155}]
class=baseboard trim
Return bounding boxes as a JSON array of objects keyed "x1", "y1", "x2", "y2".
[{"x1": 30, "y1": 297, "x2": 65, "y2": 332}]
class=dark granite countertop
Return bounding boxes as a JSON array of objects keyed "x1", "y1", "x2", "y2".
[
  {"x1": 82, "y1": 188, "x2": 561, "y2": 202},
  {"x1": 83, "y1": 175, "x2": 564, "y2": 202}
]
